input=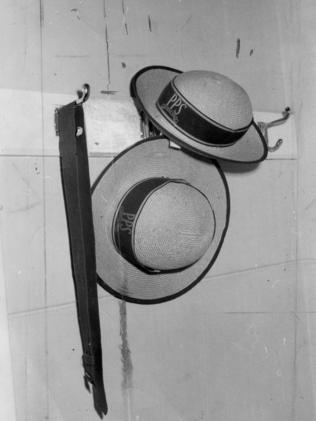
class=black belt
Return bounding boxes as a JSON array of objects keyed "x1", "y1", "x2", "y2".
[{"x1": 56, "y1": 85, "x2": 108, "y2": 418}]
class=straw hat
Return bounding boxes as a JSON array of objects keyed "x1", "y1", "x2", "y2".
[
  {"x1": 130, "y1": 66, "x2": 267, "y2": 163},
  {"x1": 92, "y1": 137, "x2": 229, "y2": 304}
]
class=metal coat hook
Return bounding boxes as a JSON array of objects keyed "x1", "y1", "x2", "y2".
[
  {"x1": 140, "y1": 112, "x2": 161, "y2": 138},
  {"x1": 76, "y1": 83, "x2": 90, "y2": 105},
  {"x1": 257, "y1": 107, "x2": 291, "y2": 152},
  {"x1": 55, "y1": 84, "x2": 91, "y2": 136}
]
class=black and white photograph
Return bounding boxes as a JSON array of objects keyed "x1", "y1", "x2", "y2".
[{"x1": 0, "y1": 1, "x2": 311, "y2": 420}]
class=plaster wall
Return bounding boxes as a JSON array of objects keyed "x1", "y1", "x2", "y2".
[{"x1": 0, "y1": 1, "x2": 307, "y2": 420}]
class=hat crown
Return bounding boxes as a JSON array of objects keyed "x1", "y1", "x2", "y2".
[
  {"x1": 173, "y1": 71, "x2": 253, "y2": 130},
  {"x1": 133, "y1": 181, "x2": 215, "y2": 271}
]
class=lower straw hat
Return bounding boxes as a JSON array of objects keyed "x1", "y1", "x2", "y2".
[
  {"x1": 92, "y1": 137, "x2": 230, "y2": 304},
  {"x1": 130, "y1": 66, "x2": 267, "y2": 163}
]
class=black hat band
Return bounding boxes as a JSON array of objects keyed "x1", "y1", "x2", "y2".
[
  {"x1": 112, "y1": 177, "x2": 178, "y2": 274},
  {"x1": 156, "y1": 79, "x2": 251, "y2": 146}
]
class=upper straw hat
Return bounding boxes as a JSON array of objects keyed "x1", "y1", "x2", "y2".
[
  {"x1": 130, "y1": 66, "x2": 268, "y2": 163},
  {"x1": 92, "y1": 137, "x2": 229, "y2": 304}
]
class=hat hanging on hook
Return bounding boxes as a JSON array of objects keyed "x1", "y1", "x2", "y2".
[
  {"x1": 92, "y1": 136, "x2": 230, "y2": 304},
  {"x1": 130, "y1": 65, "x2": 268, "y2": 163}
]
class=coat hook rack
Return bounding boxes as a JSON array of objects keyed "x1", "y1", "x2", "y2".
[{"x1": 257, "y1": 107, "x2": 291, "y2": 152}]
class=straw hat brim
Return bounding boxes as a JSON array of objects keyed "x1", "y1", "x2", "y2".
[
  {"x1": 91, "y1": 137, "x2": 230, "y2": 304},
  {"x1": 130, "y1": 66, "x2": 268, "y2": 163}
]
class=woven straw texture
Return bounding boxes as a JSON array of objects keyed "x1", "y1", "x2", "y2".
[
  {"x1": 174, "y1": 71, "x2": 252, "y2": 130},
  {"x1": 134, "y1": 181, "x2": 215, "y2": 270},
  {"x1": 92, "y1": 137, "x2": 229, "y2": 303}
]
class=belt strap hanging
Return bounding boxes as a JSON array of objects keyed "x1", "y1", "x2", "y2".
[{"x1": 56, "y1": 85, "x2": 108, "y2": 418}]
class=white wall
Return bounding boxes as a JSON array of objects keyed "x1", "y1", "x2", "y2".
[
  {"x1": 0, "y1": 1, "x2": 305, "y2": 420},
  {"x1": 295, "y1": 1, "x2": 316, "y2": 419}
]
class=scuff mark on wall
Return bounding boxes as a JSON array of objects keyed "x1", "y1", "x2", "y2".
[
  {"x1": 9, "y1": 201, "x2": 41, "y2": 214},
  {"x1": 70, "y1": 8, "x2": 81, "y2": 20},
  {"x1": 250, "y1": 48, "x2": 254, "y2": 56},
  {"x1": 179, "y1": 13, "x2": 192, "y2": 31},
  {"x1": 39, "y1": 0, "x2": 44, "y2": 26},
  {"x1": 119, "y1": 299, "x2": 134, "y2": 419},
  {"x1": 235, "y1": 38, "x2": 241, "y2": 58},
  {"x1": 148, "y1": 15, "x2": 152, "y2": 32},
  {"x1": 11, "y1": 162, "x2": 39, "y2": 198},
  {"x1": 55, "y1": 54, "x2": 90, "y2": 58},
  {"x1": 304, "y1": 196, "x2": 316, "y2": 211},
  {"x1": 122, "y1": 0, "x2": 129, "y2": 35},
  {"x1": 119, "y1": 300, "x2": 133, "y2": 388},
  {"x1": 102, "y1": 0, "x2": 111, "y2": 90},
  {"x1": 103, "y1": 0, "x2": 107, "y2": 17},
  {"x1": 100, "y1": 90, "x2": 118, "y2": 95},
  {"x1": 105, "y1": 24, "x2": 111, "y2": 89}
]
